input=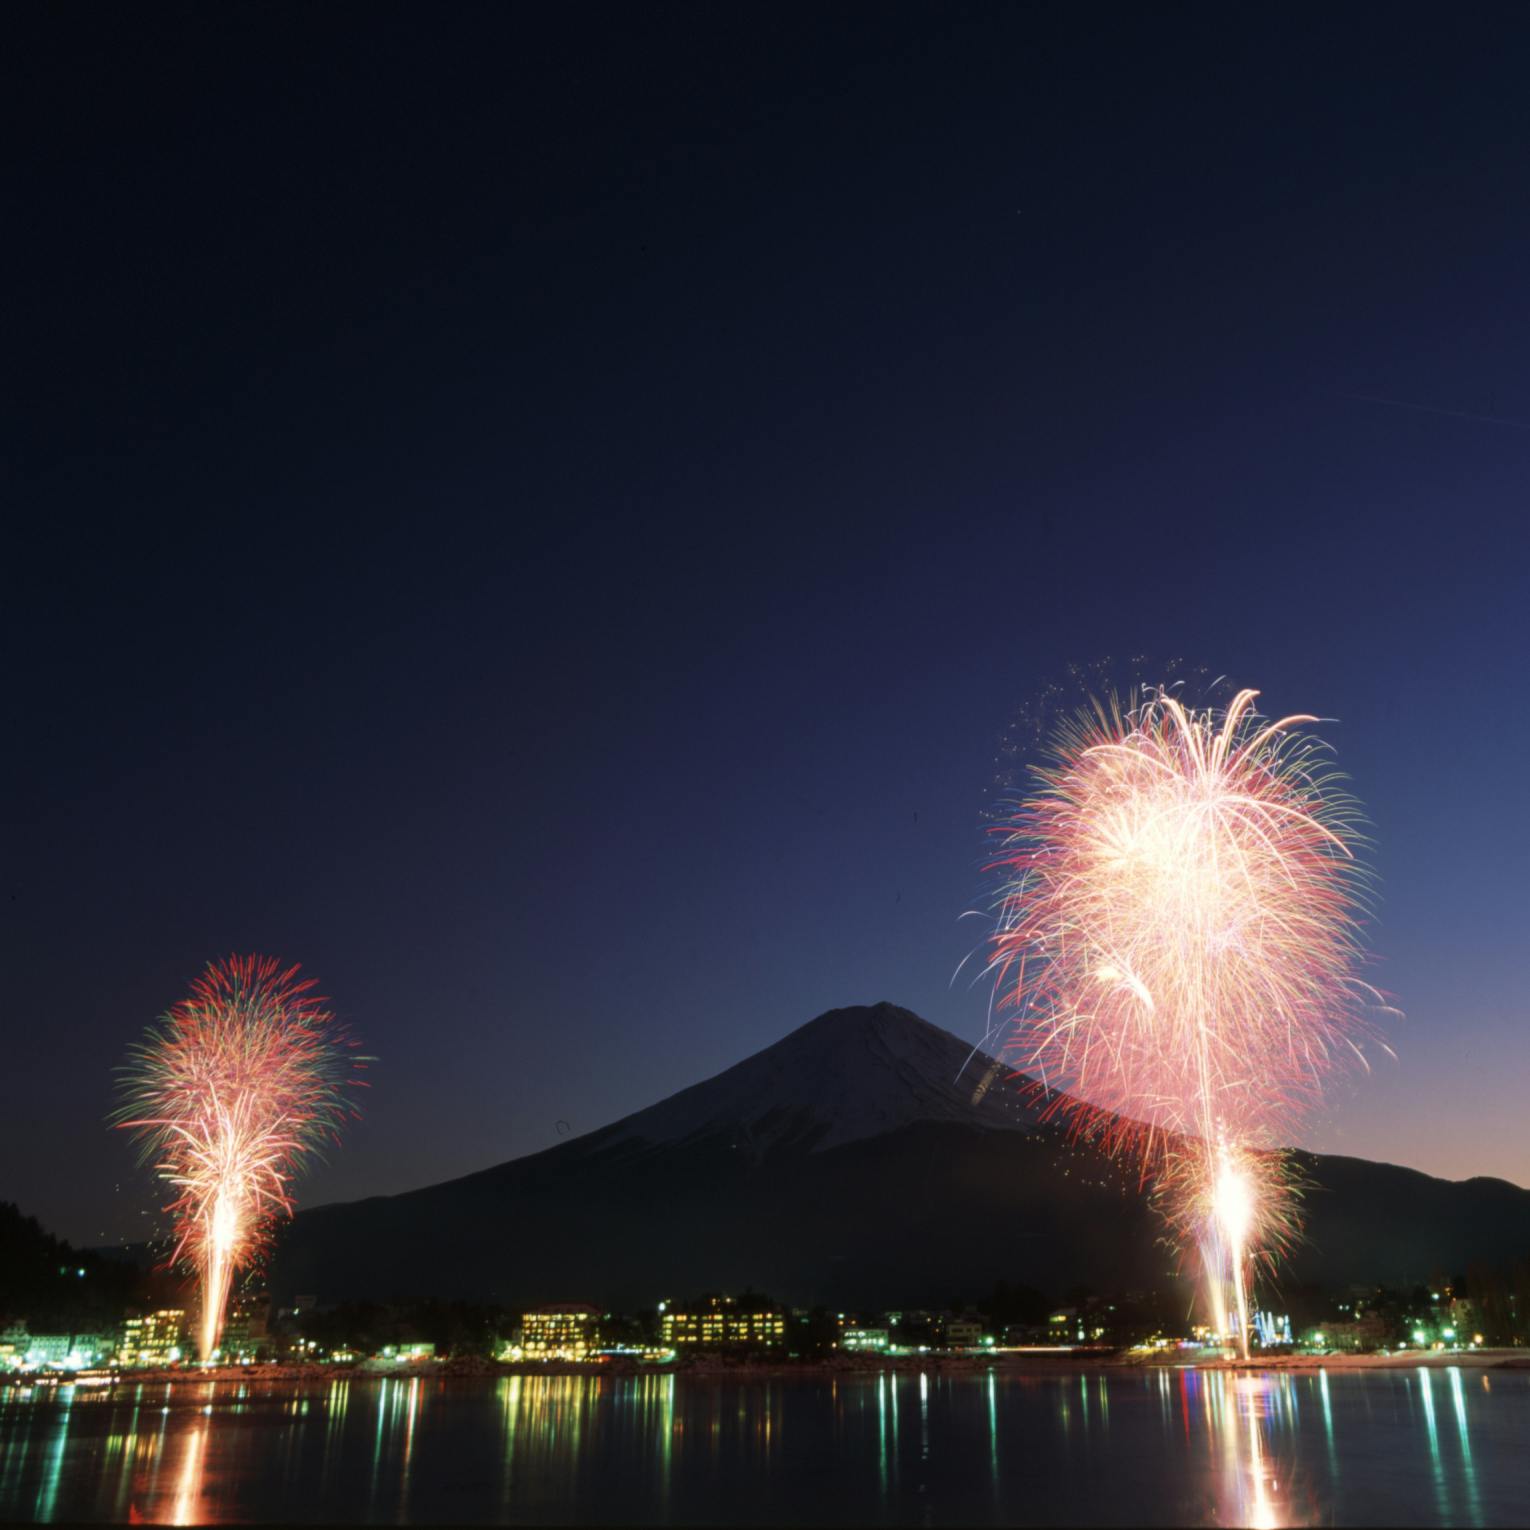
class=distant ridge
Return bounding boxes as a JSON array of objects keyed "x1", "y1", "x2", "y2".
[{"x1": 270, "y1": 1003, "x2": 1530, "y2": 1307}]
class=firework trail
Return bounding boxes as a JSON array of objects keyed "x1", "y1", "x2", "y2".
[
  {"x1": 114, "y1": 956, "x2": 366, "y2": 1360},
  {"x1": 986, "y1": 686, "x2": 1382, "y2": 1353}
]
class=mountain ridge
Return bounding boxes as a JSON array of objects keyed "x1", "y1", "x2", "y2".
[
  {"x1": 434, "y1": 1002, "x2": 1047, "y2": 1183},
  {"x1": 268, "y1": 1003, "x2": 1530, "y2": 1306}
]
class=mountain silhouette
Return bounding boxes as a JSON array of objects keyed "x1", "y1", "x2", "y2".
[{"x1": 269, "y1": 1003, "x2": 1530, "y2": 1309}]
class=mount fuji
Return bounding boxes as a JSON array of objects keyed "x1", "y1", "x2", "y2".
[{"x1": 270, "y1": 1003, "x2": 1530, "y2": 1308}]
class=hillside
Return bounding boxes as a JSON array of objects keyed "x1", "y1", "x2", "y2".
[{"x1": 268, "y1": 1004, "x2": 1530, "y2": 1308}]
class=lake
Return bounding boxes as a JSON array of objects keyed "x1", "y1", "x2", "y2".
[{"x1": 1, "y1": 1365, "x2": 1526, "y2": 1525}]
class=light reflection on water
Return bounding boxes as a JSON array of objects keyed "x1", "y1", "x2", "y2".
[{"x1": 0, "y1": 1366, "x2": 1524, "y2": 1525}]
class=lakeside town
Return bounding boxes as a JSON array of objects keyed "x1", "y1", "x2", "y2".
[
  {"x1": 6, "y1": 1198, "x2": 1526, "y2": 1384},
  {"x1": 6, "y1": 1278, "x2": 1527, "y2": 1384}
]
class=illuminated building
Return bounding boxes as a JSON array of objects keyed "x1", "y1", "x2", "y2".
[
  {"x1": 221, "y1": 1295, "x2": 272, "y2": 1360},
  {"x1": 943, "y1": 1318, "x2": 983, "y2": 1348},
  {"x1": 119, "y1": 1309, "x2": 188, "y2": 1367},
  {"x1": 0, "y1": 1324, "x2": 26, "y2": 1370},
  {"x1": 18, "y1": 1334, "x2": 72, "y2": 1366},
  {"x1": 1307, "y1": 1315, "x2": 1384, "y2": 1351},
  {"x1": 516, "y1": 1302, "x2": 601, "y2": 1361},
  {"x1": 20, "y1": 1333, "x2": 113, "y2": 1369},
  {"x1": 659, "y1": 1294, "x2": 785, "y2": 1349},
  {"x1": 841, "y1": 1328, "x2": 889, "y2": 1352},
  {"x1": 1048, "y1": 1308, "x2": 1086, "y2": 1342},
  {"x1": 1448, "y1": 1296, "x2": 1481, "y2": 1338},
  {"x1": 378, "y1": 1342, "x2": 437, "y2": 1361}
]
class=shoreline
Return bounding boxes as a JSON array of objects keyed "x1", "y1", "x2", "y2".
[
  {"x1": 5, "y1": 1348, "x2": 1526, "y2": 1393},
  {"x1": 1170, "y1": 1349, "x2": 1530, "y2": 1373}
]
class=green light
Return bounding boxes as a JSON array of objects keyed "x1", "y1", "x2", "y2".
[
  {"x1": 1443, "y1": 1327, "x2": 1455, "y2": 1340},
  {"x1": 1413, "y1": 1329, "x2": 1428, "y2": 1345}
]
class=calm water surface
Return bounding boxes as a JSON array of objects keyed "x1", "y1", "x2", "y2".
[{"x1": 1, "y1": 1366, "x2": 1526, "y2": 1525}]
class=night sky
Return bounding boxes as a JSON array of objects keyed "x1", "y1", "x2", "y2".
[{"x1": 8, "y1": 6, "x2": 1529, "y2": 1247}]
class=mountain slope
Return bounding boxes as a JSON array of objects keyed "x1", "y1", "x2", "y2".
[
  {"x1": 269, "y1": 1003, "x2": 1530, "y2": 1307},
  {"x1": 585, "y1": 1001, "x2": 1046, "y2": 1158}
]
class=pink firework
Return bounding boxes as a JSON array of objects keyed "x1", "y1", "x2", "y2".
[
  {"x1": 986, "y1": 686, "x2": 1383, "y2": 1351},
  {"x1": 115, "y1": 955, "x2": 366, "y2": 1360}
]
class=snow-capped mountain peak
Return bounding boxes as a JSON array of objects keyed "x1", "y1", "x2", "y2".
[{"x1": 593, "y1": 1002, "x2": 1043, "y2": 1158}]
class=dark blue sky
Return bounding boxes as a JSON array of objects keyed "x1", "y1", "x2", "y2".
[{"x1": 7, "y1": 5, "x2": 1528, "y2": 1245}]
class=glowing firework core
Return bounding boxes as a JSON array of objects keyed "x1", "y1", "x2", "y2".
[
  {"x1": 988, "y1": 686, "x2": 1377, "y2": 1354},
  {"x1": 115, "y1": 955, "x2": 365, "y2": 1361},
  {"x1": 1214, "y1": 1159, "x2": 1254, "y2": 1248}
]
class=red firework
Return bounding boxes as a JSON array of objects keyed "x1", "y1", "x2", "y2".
[{"x1": 114, "y1": 955, "x2": 366, "y2": 1360}]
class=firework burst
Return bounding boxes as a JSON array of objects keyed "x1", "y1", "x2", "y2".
[
  {"x1": 986, "y1": 685, "x2": 1384, "y2": 1352},
  {"x1": 114, "y1": 955, "x2": 366, "y2": 1360}
]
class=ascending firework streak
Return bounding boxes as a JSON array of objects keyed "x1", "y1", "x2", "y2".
[
  {"x1": 986, "y1": 687, "x2": 1379, "y2": 1356},
  {"x1": 114, "y1": 956, "x2": 366, "y2": 1361}
]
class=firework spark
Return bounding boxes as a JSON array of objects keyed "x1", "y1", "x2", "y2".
[
  {"x1": 986, "y1": 686, "x2": 1382, "y2": 1353},
  {"x1": 114, "y1": 955, "x2": 366, "y2": 1360}
]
